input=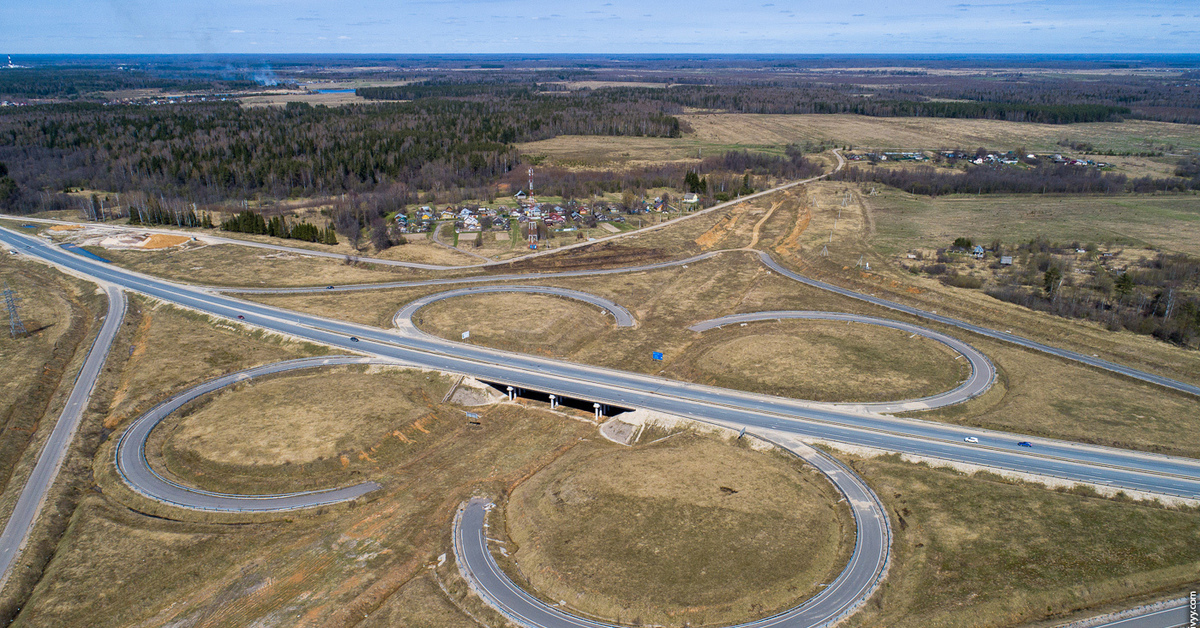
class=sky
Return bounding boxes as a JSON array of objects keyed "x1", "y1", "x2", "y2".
[{"x1": 5, "y1": 0, "x2": 1200, "y2": 55}]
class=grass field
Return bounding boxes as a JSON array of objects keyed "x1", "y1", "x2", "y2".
[
  {"x1": 148, "y1": 366, "x2": 454, "y2": 495},
  {"x1": 25, "y1": 402, "x2": 590, "y2": 627},
  {"x1": 519, "y1": 114, "x2": 1200, "y2": 167},
  {"x1": 500, "y1": 432, "x2": 853, "y2": 627},
  {"x1": 0, "y1": 258, "x2": 108, "y2": 623},
  {"x1": 0, "y1": 259, "x2": 100, "y2": 499},
  {"x1": 11, "y1": 288, "x2": 592, "y2": 626},
  {"x1": 682, "y1": 114, "x2": 1200, "y2": 154},
  {"x1": 668, "y1": 319, "x2": 967, "y2": 403},
  {"x1": 99, "y1": 296, "x2": 330, "y2": 435},
  {"x1": 416, "y1": 292, "x2": 615, "y2": 357},
  {"x1": 863, "y1": 188, "x2": 1200, "y2": 256},
  {"x1": 842, "y1": 455, "x2": 1200, "y2": 628},
  {"x1": 90, "y1": 243, "x2": 449, "y2": 287}
]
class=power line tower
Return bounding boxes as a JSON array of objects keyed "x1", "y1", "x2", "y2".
[{"x1": 4, "y1": 281, "x2": 27, "y2": 338}]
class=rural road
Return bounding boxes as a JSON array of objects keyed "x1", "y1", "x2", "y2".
[
  {"x1": 6, "y1": 225, "x2": 1200, "y2": 502},
  {"x1": 3, "y1": 148, "x2": 841, "y2": 274},
  {"x1": 393, "y1": 284, "x2": 636, "y2": 331},
  {"x1": 0, "y1": 283, "x2": 125, "y2": 588},
  {"x1": 688, "y1": 310, "x2": 995, "y2": 411},
  {"x1": 454, "y1": 430, "x2": 891, "y2": 628},
  {"x1": 113, "y1": 356, "x2": 392, "y2": 512}
]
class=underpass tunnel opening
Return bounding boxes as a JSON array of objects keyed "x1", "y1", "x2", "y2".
[{"x1": 480, "y1": 381, "x2": 631, "y2": 418}]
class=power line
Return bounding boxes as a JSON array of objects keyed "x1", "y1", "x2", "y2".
[{"x1": 4, "y1": 281, "x2": 27, "y2": 338}]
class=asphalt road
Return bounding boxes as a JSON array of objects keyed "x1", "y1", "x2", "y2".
[
  {"x1": 1089, "y1": 604, "x2": 1191, "y2": 628},
  {"x1": 0, "y1": 283, "x2": 125, "y2": 587},
  {"x1": 454, "y1": 430, "x2": 891, "y2": 628},
  {"x1": 393, "y1": 284, "x2": 636, "y2": 331},
  {"x1": 5, "y1": 225, "x2": 1200, "y2": 502},
  {"x1": 758, "y1": 252, "x2": 1200, "y2": 399},
  {"x1": 113, "y1": 356, "x2": 389, "y2": 512},
  {"x1": 688, "y1": 311, "x2": 995, "y2": 411}
]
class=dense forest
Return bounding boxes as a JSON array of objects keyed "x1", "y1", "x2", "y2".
[
  {"x1": 0, "y1": 94, "x2": 681, "y2": 212},
  {"x1": 0, "y1": 66, "x2": 257, "y2": 98}
]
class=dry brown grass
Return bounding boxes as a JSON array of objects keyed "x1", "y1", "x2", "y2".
[
  {"x1": 500, "y1": 432, "x2": 853, "y2": 627},
  {"x1": 416, "y1": 292, "x2": 614, "y2": 357},
  {"x1": 101, "y1": 296, "x2": 330, "y2": 433},
  {"x1": 0, "y1": 259, "x2": 95, "y2": 494},
  {"x1": 519, "y1": 115, "x2": 1200, "y2": 167},
  {"x1": 862, "y1": 186, "x2": 1200, "y2": 256},
  {"x1": 93, "y1": 244, "x2": 442, "y2": 288},
  {"x1": 26, "y1": 401, "x2": 589, "y2": 627},
  {"x1": 160, "y1": 367, "x2": 449, "y2": 466},
  {"x1": 668, "y1": 320, "x2": 967, "y2": 403},
  {"x1": 141, "y1": 234, "x2": 191, "y2": 249},
  {"x1": 841, "y1": 454, "x2": 1200, "y2": 628},
  {"x1": 681, "y1": 114, "x2": 1200, "y2": 153}
]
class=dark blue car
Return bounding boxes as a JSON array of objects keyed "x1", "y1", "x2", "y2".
[{"x1": 1018, "y1": 441, "x2": 1032, "y2": 447}]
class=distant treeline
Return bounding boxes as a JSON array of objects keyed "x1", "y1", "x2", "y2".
[
  {"x1": 360, "y1": 81, "x2": 1130, "y2": 124},
  {"x1": 0, "y1": 95, "x2": 681, "y2": 212},
  {"x1": 356, "y1": 83, "x2": 541, "y2": 100},
  {"x1": 833, "y1": 163, "x2": 1200, "y2": 196},
  {"x1": 0, "y1": 67, "x2": 256, "y2": 99}
]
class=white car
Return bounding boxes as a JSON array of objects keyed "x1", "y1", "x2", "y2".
[{"x1": 964, "y1": 437, "x2": 979, "y2": 444}]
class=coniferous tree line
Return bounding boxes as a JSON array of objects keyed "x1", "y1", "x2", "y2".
[{"x1": 219, "y1": 210, "x2": 337, "y2": 244}]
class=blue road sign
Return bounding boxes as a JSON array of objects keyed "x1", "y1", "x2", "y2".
[{"x1": 652, "y1": 351, "x2": 663, "y2": 361}]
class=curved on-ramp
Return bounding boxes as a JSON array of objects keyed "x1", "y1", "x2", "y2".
[
  {"x1": 756, "y1": 252, "x2": 1200, "y2": 399},
  {"x1": 688, "y1": 311, "x2": 995, "y2": 412},
  {"x1": 453, "y1": 430, "x2": 891, "y2": 628},
  {"x1": 114, "y1": 356, "x2": 390, "y2": 512},
  {"x1": 393, "y1": 285, "x2": 636, "y2": 332}
]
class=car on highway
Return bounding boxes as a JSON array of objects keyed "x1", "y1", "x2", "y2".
[
  {"x1": 237, "y1": 315, "x2": 245, "y2": 320},
  {"x1": 327, "y1": 285, "x2": 335, "y2": 290},
  {"x1": 964, "y1": 436, "x2": 979, "y2": 444},
  {"x1": 1018, "y1": 441, "x2": 1032, "y2": 447},
  {"x1": 350, "y1": 336, "x2": 359, "y2": 342}
]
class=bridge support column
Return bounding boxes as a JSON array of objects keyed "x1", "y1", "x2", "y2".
[
  {"x1": 549, "y1": 394, "x2": 557, "y2": 409},
  {"x1": 593, "y1": 402, "x2": 602, "y2": 421},
  {"x1": 506, "y1": 386, "x2": 515, "y2": 401}
]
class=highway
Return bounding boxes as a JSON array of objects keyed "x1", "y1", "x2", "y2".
[
  {"x1": 113, "y1": 356, "x2": 389, "y2": 512},
  {"x1": 5, "y1": 225, "x2": 1200, "y2": 502},
  {"x1": 454, "y1": 429, "x2": 891, "y2": 628},
  {"x1": 689, "y1": 311, "x2": 995, "y2": 411},
  {"x1": 1089, "y1": 603, "x2": 1190, "y2": 628},
  {"x1": 0, "y1": 283, "x2": 125, "y2": 588}
]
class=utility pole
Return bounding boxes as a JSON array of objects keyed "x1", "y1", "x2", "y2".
[{"x1": 4, "y1": 282, "x2": 27, "y2": 338}]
